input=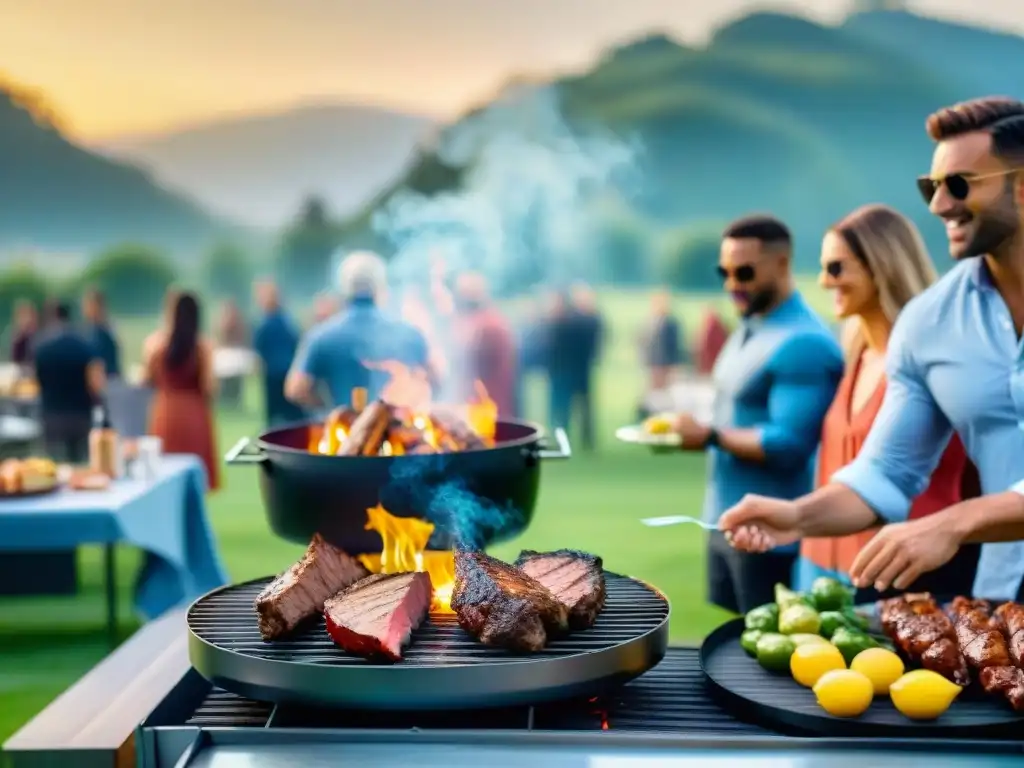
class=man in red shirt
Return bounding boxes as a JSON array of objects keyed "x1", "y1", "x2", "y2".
[{"x1": 451, "y1": 273, "x2": 517, "y2": 417}]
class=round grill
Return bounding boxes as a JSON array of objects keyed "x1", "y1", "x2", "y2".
[{"x1": 188, "y1": 572, "x2": 669, "y2": 710}]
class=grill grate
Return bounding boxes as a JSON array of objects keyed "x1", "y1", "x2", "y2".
[
  {"x1": 188, "y1": 573, "x2": 668, "y2": 667},
  {"x1": 183, "y1": 648, "x2": 764, "y2": 734}
]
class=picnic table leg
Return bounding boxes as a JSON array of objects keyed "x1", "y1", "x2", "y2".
[{"x1": 104, "y1": 543, "x2": 117, "y2": 647}]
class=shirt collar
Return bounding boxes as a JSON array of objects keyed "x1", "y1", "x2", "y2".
[
  {"x1": 967, "y1": 257, "x2": 995, "y2": 292},
  {"x1": 746, "y1": 291, "x2": 801, "y2": 333}
]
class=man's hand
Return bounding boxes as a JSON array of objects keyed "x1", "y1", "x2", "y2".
[
  {"x1": 718, "y1": 494, "x2": 803, "y2": 552},
  {"x1": 673, "y1": 413, "x2": 711, "y2": 450},
  {"x1": 849, "y1": 515, "x2": 962, "y2": 591}
]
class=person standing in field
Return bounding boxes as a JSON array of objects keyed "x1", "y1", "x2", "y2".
[{"x1": 670, "y1": 215, "x2": 844, "y2": 614}]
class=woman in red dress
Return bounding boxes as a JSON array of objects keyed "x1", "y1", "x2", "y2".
[
  {"x1": 144, "y1": 290, "x2": 220, "y2": 491},
  {"x1": 796, "y1": 204, "x2": 979, "y2": 600}
]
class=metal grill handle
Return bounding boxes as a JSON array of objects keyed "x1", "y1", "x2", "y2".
[
  {"x1": 535, "y1": 428, "x2": 572, "y2": 461},
  {"x1": 225, "y1": 436, "x2": 267, "y2": 465}
]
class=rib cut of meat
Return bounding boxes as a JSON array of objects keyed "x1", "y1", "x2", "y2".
[
  {"x1": 451, "y1": 549, "x2": 568, "y2": 652},
  {"x1": 255, "y1": 533, "x2": 368, "y2": 640},
  {"x1": 324, "y1": 572, "x2": 433, "y2": 661},
  {"x1": 514, "y1": 549, "x2": 606, "y2": 629}
]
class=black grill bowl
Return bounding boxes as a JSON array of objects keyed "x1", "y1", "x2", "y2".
[
  {"x1": 700, "y1": 618, "x2": 1024, "y2": 738},
  {"x1": 187, "y1": 572, "x2": 669, "y2": 710}
]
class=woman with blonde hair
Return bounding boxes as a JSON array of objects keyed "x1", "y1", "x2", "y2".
[{"x1": 795, "y1": 204, "x2": 979, "y2": 597}]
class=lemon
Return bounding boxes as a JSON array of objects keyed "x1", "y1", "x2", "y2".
[
  {"x1": 889, "y1": 670, "x2": 962, "y2": 720},
  {"x1": 790, "y1": 643, "x2": 846, "y2": 687},
  {"x1": 850, "y1": 648, "x2": 905, "y2": 695},
  {"x1": 789, "y1": 633, "x2": 830, "y2": 647},
  {"x1": 643, "y1": 415, "x2": 673, "y2": 434},
  {"x1": 812, "y1": 669, "x2": 874, "y2": 717}
]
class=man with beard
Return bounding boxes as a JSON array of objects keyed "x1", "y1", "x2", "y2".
[
  {"x1": 673, "y1": 215, "x2": 843, "y2": 613},
  {"x1": 720, "y1": 97, "x2": 1024, "y2": 603}
]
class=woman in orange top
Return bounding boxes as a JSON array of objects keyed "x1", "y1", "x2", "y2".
[{"x1": 795, "y1": 204, "x2": 980, "y2": 600}]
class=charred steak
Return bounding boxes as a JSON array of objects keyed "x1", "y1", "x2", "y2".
[
  {"x1": 514, "y1": 549, "x2": 606, "y2": 630},
  {"x1": 254, "y1": 533, "x2": 368, "y2": 640},
  {"x1": 451, "y1": 550, "x2": 569, "y2": 652},
  {"x1": 324, "y1": 572, "x2": 433, "y2": 661}
]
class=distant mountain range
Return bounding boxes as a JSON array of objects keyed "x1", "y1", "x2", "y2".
[
  {"x1": 96, "y1": 104, "x2": 434, "y2": 228},
  {"x1": 0, "y1": 85, "x2": 237, "y2": 257},
  {"x1": 344, "y1": 9, "x2": 1024, "y2": 279}
]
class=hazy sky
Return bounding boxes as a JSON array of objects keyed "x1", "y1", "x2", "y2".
[{"x1": 1, "y1": 0, "x2": 1019, "y2": 141}]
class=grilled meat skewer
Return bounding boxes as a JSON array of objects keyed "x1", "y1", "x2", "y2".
[
  {"x1": 945, "y1": 597, "x2": 1024, "y2": 711},
  {"x1": 993, "y1": 602, "x2": 1024, "y2": 668},
  {"x1": 878, "y1": 594, "x2": 970, "y2": 686}
]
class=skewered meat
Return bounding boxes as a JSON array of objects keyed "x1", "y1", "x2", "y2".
[
  {"x1": 878, "y1": 594, "x2": 970, "y2": 685},
  {"x1": 451, "y1": 549, "x2": 569, "y2": 652},
  {"x1": 993, "y1": 602, "x2": 1024, "y2": 667},
  {"x1": 514, "y1": 549, "x2": 606, "y2": 630},
  {"x1": 947, "y1": 600, "x2": 1012, "y2": 670},
  {"x1": 323, "y1": 572, "x2": 433, "y2": 661},
  {"x1": 254, "y1": 534, "x2": 368, "y2": 640},
  {"x1": 979, "y1": 667, "x2": 1024, "y2": 711}
]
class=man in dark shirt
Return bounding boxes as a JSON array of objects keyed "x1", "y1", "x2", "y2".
[
  {"x1": 34, "y1": 302, "x2": 106, "y2": 463},
  {"x1": 82, "y1": 288, "x2": 121, "y2": 378},
  {"x1": 253, "y1": 281, "x2": 306, "y2": 427}
]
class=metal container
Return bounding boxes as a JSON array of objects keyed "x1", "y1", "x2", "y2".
[{"x1": 225, "y1": 420, "x2": 571, "y2": 553}]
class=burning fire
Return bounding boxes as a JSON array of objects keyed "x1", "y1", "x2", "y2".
[
  {"x1": 307, "y1": 363, "x2": 498, "y2": 456},
  {"x1": 358, "y1": 503, "x2": 456, "y2": 613}
]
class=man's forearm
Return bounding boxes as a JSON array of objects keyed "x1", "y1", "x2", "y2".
[
  {"x1": 793, "y1": 483, "x2": 880, "y2": 537},
  {"x1": 947, "y1": 491, "x2": 1024, "y2": 544},
  {"x1": 714, "y1": 428, "x2": 766, "y2": 463}
]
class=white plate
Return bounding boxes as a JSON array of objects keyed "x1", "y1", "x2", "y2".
[{"x1": 615, "y1": 424, "x2": 681, "y2": 447}]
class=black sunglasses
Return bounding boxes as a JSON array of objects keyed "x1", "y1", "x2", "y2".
[
  {"x1": 822, "y1": 260, "x2": 843, "y2": 278},
  {"x1": 717, "y1": 265, "x2": 755, "y2": 283},
  {"x1": 917, "y1": 169, "x2": 1019, "y2": 204}
]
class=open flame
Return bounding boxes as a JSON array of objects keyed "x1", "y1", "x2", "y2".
[{"x1": 358, "y1": 503, "x2": 456, "y2": 613}]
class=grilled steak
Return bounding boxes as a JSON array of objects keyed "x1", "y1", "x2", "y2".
[
  {"x1": 451, "y1": 549, "x2": 569, "y2": 652},
  {"x1": 254, "y1": 533, "x2": 368, "y2": 640},
  {"x1": 324, "y1": 572, "x2": 433, "y2": 661},
  {"x1": 514, "y1": 549, "x2": 606, "y2": 630}
]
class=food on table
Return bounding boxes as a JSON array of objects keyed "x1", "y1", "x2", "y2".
[
  {"x1": 642, "y1": 414, "x2": 674, "y2": 435},
  {"x1": 451, "y1": 549, "x2": 569, "y2": 652},
  {"x1": 254, "y1": 533, "x2": 369, "y2": 640},
  {"x1": 68, "y1": 468, "x2": 111, "y2": 491},
  {"x1": 830, "y1": 626, "x2": 880, "y2": 665},
  {"x1": 323, "y1": 571, "x2": 433, "y2": 661},
  {"x1": 809, "y1": 577, "x2": 855, "y2": 612},
  {"x1": 889, "y1": 669, "x2": 962, "y2": 720},
  {"x1": 741, "y1": 629, "x2": 763, "y2": 657},
  {"x1": 513, "y1": 549, "x2": 606, "y2": 630},
  {"x1": 819, "y1": 607, "x2": 869, "y2": 639},
  {"x1": 850, "y1": 648, "x2": 905, "y2": 695},
  {"x1": 756, "y1": 633, "x2": 797, "y2": 672},
  {"x1": 878, "y1": 594, "x2": 971, "y2": 687},
  {"x1": 978, "y1": 667, "x2": 1024, "y2": 712},
  {"x1": 779, "y1": 603, "x2": 821, "y2": 636},
  {"x1": 744, "y1": 602, "x2": 780, "y2": 633},
  {"x1": 790, "y1": 643, "x2": 847, "y2": 688},
  {"x1": 0, "y1": 457, "x2": 58, "y2": 494},
  {"x1": 812, "y1": 669, "x2": 874, "y2": 717},
  {"x1": 993, "y1": 602, "x2": 1024, "y2": 666}
]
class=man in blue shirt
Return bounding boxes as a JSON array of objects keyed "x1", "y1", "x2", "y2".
[
  {"x1": 81, "y1": 288, "x2": 120, "y2": 378},
  {"x1": 285, "y1": 251, "x2": 429, "y2": 408},
  {"x1": 720, "y1": 97, "x2": 1024, "y2": 602},
  {"x1": 253, "y1": 281, "x2": 306, "y2": 427},
  {"x1": 673, "y1": 215, "x2": 843, "y2": 613}
]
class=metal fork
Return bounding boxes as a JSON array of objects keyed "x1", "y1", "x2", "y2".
[{"x1": 641, "y1": 515, "x2": 718, "y2": 530}]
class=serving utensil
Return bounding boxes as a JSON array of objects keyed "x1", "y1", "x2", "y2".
[{"x1": 641, "y1": 515, "x2": 718, "y2": 531}]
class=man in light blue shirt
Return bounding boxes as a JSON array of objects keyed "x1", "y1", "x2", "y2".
[{"x1": 719, "y1": 96, "x2": 1024, "y2": 601}]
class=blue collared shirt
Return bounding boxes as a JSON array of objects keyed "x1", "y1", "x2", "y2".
[
  {"x1": 704, "y1": 293, "x2": 844, "y2": 553},
  {"x1": 254, "y1": 310, "x2": 300, "y2": 378},
  {"x1": 833, "y1": 258, "x2": 1024, "y2": 600}
]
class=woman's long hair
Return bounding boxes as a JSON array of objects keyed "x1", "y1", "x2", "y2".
[
  {"x1": 830, "y1": 204, "x2": 938, "y2": 361},
  {"x1": 164, "y1": 290, "x2": 201, "y2": 370}
]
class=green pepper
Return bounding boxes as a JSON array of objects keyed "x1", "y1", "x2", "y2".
[
  {"x1": 774, "y1": 583, "x2": 813, "y2": 610},
  {"x1": 841, "y1": 606, "x2": 870, "y2": 631},
  {"x1": 830, "y1": 626, "x2": 879, "y2": 665},
  {"x1": 740, "y1": 629, "x2": 763, "y2": 657},
  {"x1": 779, "y1": 603, "x2": 821, "y2": 635},
  {"x1": 756, "y1": 632, "x2": 796, "y2": 672},
  {"x1": 818, "y1": 611, "x2": 848, "y2": 639},
  {"x1": 810, "y1": 577, "x2": 854, "y2": 612},
  {"x1": 744, "y1": 603, "x2": 780, "y2": 633}
]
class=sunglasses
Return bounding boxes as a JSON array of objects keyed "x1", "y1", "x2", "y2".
[
  {"x1": 717, "y1": 265, "x2": 755, "y2": 283},
  {"x1": 822, "y1": 260, "x2": 844, "y2": 278},
  {"x1": 917, "y1": 168, "x2": 1020, "y2": 204}
]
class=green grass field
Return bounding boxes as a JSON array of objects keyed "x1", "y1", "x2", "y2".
[{"x1": 0, "y1": 282, "x2": 833, "y2": 744}]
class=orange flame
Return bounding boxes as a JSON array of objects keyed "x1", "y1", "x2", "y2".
[
  {"x1": 358, "y1": 503, "x2": 455, "y2": 613},
  {"x1": 466, "y1": 381, "x2": 497, "y2": 445}
]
